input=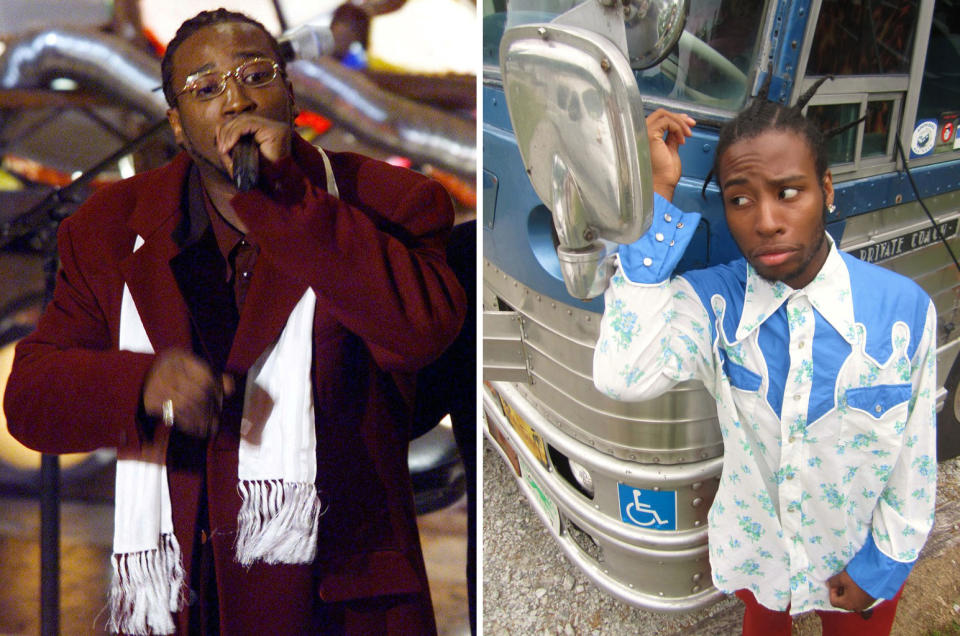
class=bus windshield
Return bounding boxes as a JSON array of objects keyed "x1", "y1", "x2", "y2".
[{"x1": 484, "y1": 0, "x2": 769, "y2": 112}]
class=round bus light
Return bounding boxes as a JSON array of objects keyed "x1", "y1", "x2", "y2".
[{"x1": 568, "y1": 458, "x2": 594, "y2": 498}]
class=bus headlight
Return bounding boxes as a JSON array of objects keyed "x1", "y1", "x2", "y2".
[{"x1": 568, "y1": 458, "x2": 594, "y2": 498}]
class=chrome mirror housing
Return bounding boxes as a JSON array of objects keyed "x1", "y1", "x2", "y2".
[{"x1": 501, "y1": 0, "x2": 686, "y2": 299}]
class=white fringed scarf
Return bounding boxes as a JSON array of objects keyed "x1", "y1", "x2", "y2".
[{"x1": 109, "y1": 149, "x2": 338, "y2": 635}]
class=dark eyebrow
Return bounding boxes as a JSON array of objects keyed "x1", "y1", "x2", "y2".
[
  {"x1": 771, "y1": 175, "x2": 806, "y2": 186},
  {"x1": 721, "y1": 174, "x2": 807, "y2": 190},
  {"x1": 185, "y1": 62, "x2": 215, "y2": 79},
  {"x1": 234, "y1": 50, "x2": 268, "y2": 60},
  {"x1": 721, "y1": 177, "x2": 747, "y2": 189},
  {"x1": 185, "y1": 52, "x2": 267, "y2": 79}
]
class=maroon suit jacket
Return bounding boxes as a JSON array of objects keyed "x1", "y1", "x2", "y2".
[{"x1": 4, "y1": 137, "x2": 467, "y2": 634}]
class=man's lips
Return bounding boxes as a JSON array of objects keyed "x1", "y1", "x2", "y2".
[{"x1": 751, "y1": 246, "x2": 799, "y2": 267}]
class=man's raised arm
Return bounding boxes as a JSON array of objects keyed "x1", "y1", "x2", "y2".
[{"x1": 593, "y1": 110, "x2": 715, "y2": 400}]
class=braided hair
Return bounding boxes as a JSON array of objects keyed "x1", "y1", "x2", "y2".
[
  {"x1": 161, "y1": 9, "x2": 285, "y2": 108},
  {"x1": 701, "y1": 72, "x2": 860, "y2": 197}
]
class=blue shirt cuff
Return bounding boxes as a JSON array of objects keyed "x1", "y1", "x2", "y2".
[
  {"x1": 845, "y1": 532, "x2": 914, "y2": 600},
  {"x1": 618, "y1": 194, "x2": 701, "y2": 284}
]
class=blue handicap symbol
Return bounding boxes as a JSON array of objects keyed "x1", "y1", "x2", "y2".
[{"x1": 617, "y1": 483, "x2": 677, "y2": 531}]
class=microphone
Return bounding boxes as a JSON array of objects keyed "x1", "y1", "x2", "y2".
[
  {"x1": 231, "y1": 24, "x2": 337, "y2": 191},
  {"x1": 232, "y1": 134, "x2": 259, "y2": 192},
  {"x1": 231, "y1": 23, "x2": 345, "y2": 191}
]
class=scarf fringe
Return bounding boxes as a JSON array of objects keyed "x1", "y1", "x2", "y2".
[
  {"x1": 108, "y1": 533, "x2": 184, "y2": 635},
  {"x1": 235, "y1": 479, "x2": 320, "y2": 566}
]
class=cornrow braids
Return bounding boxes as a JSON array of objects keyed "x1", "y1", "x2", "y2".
[
  {"x1": 701, "y1": 72, "x2": 834, "y2": 198},
  {"x1": 161, "y1": 9, "x2": 285, "y2": 107}
]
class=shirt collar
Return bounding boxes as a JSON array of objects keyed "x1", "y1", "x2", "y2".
[{"x1": 736, "y1": 234, "x2": 857, "y2": 344}]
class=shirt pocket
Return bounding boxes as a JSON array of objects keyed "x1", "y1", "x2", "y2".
[
  {"x1": 718, "y1": 351, "x2": 767, "y2": 430},
  {"x1": 836, "y1": 382, "x2": 912, "y2": 457},
  {"x1": 845, "y1": 383, "x2": 911, "y2": 419},
  {"x1": 723, "y1": 357, "x2": 762, "y2": 392}
]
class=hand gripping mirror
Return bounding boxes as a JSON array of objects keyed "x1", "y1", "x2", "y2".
[{"x1": 500, "y1": 0, "x2": 685, "y2": 299}]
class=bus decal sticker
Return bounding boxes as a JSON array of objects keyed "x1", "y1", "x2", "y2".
[
  {"x1": 852, "y1": 218, "x2": 959, "y2": 264},
  {"x1": 618, "y1": 483, "x2": 678, "y2": 531},
  {"x1": 911, "y1": 119, "x2": 938, "y2": 157}
]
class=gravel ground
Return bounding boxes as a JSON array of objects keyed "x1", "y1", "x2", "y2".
[{"x1": 482, "y1": 437, "x2": 960, "y2": 635}]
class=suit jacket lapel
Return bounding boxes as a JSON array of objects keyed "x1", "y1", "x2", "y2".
[
  {"x1": 116, "y1": 151, "x2": 310, "y2": 373},
  {"x1": 118, "y1": 153, "x2": 194, "y2": 352}
]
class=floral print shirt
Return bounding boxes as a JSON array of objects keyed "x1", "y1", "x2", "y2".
[{"x1": 594, "y1": 195, "x2": 937, "y2": 614}]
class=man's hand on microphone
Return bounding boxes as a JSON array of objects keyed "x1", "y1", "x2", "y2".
[
  {"x1": 217, "y1": 115, "x2": 293, "y2": 176},
  {"x1": 142, "y1": 348, "x2": 235, "y2": 438}
]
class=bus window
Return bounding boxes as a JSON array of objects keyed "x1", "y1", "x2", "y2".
[
  {"x1": 484, "y1": 0, "x2": 768, "y2": 113},
  {"x1": 915, "y1": 0, "x2": 960, "y2": 158},
  {"x1": 863, "y1": 99, "x2": 895, "y2": 158},
  {"x1": 798, "y1": 1, "x2": 923, "y2": 175},
  {"x1": 807, "y1": 103, "x2": 860, "y2": 165},
  {"x1": 647, "y1": 0, "x2": 766, "y2": 111},
  {"x1": 806, "y1": 0, "x2": 919, "y2": 76}
]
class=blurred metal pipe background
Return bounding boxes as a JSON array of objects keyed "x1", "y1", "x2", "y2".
[
  {"x1": 0, "y1": 29, "x2": 168, "y2": 119},
  {"x1": 0, "y1": 28, "x2": 476, "y2": 177},
  {"x1": 290, "y1": 59, "x2": 476, "y2": 177}
]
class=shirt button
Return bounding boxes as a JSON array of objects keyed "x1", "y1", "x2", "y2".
[
  {"x1": 664, "y1": 213, "x2": 672, "y2": 222},
  {"x1": 642, "y1": 257, "x2": 653, "y2": 267},
  {"x1": 655, "y1": 232, "x2": 664, "y2": 242},
  {"x1": 793, "y1": 394, "x2": 802, "y2": 401},
  {"x1": 241, "y1": 270, "x2": 252, "y2": 280},
  {"x1": 875, "y1": 404, "x2": 883, "y2": 413},
  {"x1": 239, "y1": 239, "x2": 249, "y2": 247},
  {"x1": 676, "y1": 222, "x2": 684, "y2": 229},
  {"x1": 797, "y1": 341, "x2": 805, "y2": 349}
]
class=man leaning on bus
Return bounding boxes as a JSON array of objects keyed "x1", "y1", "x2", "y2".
[{"x1": 593, "y1": 89, "x2": 936, "y2": 635}]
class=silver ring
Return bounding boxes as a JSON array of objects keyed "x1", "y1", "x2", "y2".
[{"x1": 162, "y1": 399, "x2": 175, "y2": 428}]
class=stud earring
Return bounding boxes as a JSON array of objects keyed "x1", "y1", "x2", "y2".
[{"x1": 828, "y1": 203, "x2": 836, "y2": 214}]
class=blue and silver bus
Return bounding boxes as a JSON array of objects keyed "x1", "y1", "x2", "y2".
[{"x1": 482, "y1": 0, "x2": 960, "y2": 611}]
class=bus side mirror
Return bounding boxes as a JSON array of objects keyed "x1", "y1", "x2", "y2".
[
  {"x1": 500, "y1": 0, "x2": 687, "y2": 300},
  {"x1": 624, "y1": 0, "x2": 688, "y2": 70}
]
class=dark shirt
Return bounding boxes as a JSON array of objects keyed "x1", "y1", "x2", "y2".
[
  {"x1": 178, "y1": 167, "x2": 261, "y2": 634},
  {"x1": 180, "y1": 166, "x2": 259, "y2": 311},
  {"x1": 204, "y1": 194, "x2": 258, "y2": 311}
]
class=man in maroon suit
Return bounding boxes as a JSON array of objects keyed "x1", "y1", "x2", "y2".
[{"x1": 4, "y1": 9, "x2": 466, "y2": 635}]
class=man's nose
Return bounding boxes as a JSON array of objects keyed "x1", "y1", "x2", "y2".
[
  {"x1": 755, "y1": 198, "x2": 784, "y2": 236},
  {"x1": 222, "y1": 76, "x2": 255, "y2": 115}
]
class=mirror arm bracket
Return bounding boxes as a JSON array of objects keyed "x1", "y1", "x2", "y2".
[{"x1": 553, "y1": 0, "x2": 631, "y2": 60}]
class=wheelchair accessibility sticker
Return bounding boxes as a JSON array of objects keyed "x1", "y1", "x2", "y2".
[{"x1": 617, "y1": 483, "x2": 677, "y2": 530}]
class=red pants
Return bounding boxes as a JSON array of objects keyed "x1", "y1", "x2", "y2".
[{"x1": 735, "y1": 587, "x2": 903, "y2": 636}]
